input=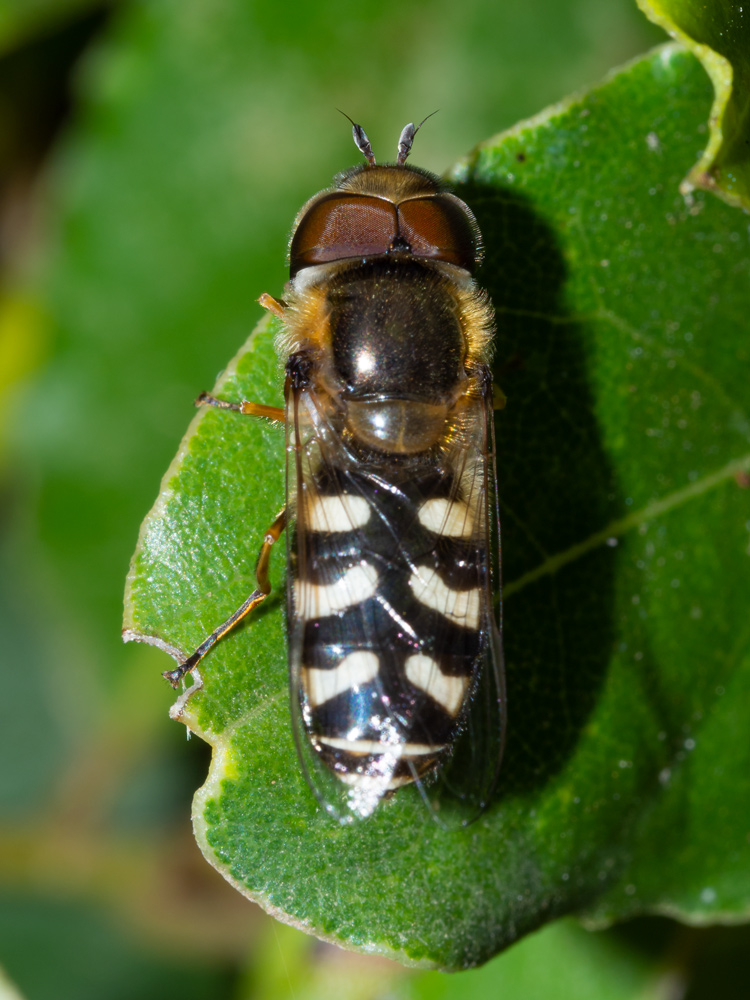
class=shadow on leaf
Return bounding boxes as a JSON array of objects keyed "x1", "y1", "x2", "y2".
[{"x1": 462, "y1": 180, "x2": 622, "y2": 798}]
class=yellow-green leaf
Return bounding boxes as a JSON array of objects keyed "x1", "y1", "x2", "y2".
[{"x1": 637, "y1": 0, "x2": 750, "y2": 209}]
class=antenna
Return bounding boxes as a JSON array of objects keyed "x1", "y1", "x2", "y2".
[
  {"x1": 396, "y1": 110, "x2": 439, "y2": 165},
  {"x1": 338, "y1": 110, "x2": 376, "y2": 165}
]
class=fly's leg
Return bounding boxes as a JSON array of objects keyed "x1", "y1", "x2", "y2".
[
  {"x1": 166, "y1": 293, "x2": 288, "y2": 689},
  {"x1": 163, "y1": 590, "x2": 266, "y2": 688},
  {"x1": 258, "y1": 292, "x2": 286, "y2": 319},
  {"x1": 254, "y1": 508, "x2": 287, "y2": 596},
  {"x1": 163, "y1": 508, "x2": 288, "y2": 687},
  {"x1": 196, "y1": 392, "x2": 285, "y2": 422},
  {"x1": 193, "y1": 290, "x2": 288, "y2": 421}
]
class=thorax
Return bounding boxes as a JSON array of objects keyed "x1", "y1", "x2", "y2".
[{"x1": 281, "y1": 255, "x2": 492, "y2": 455}]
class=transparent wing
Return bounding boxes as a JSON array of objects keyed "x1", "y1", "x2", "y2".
[
  {"x1": 286, "y1": 373, "x2": 505, "y2": 825},
  {"x1": 425, "y1": 383, "x2": 505, "y2": 825}
]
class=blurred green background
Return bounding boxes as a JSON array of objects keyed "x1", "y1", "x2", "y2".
[{"x1": 2, "y1": 0, "x2": 749, "y2": 997}]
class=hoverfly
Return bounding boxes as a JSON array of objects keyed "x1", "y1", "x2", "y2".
[{"x1": 164, "y1": 117, "x2": 505, "y2": 823}]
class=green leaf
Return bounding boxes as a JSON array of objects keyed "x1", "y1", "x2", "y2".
[
  {"x1": 125, "y1": 44, "x2": 750, "y2": 970},
  {"x1": 636, "y1": 0, "x2": 750, "y2": 209}
]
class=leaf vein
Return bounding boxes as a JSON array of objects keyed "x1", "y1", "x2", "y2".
[{"x1": 504, "y1": 451, "x2": 750, "y2": 598}]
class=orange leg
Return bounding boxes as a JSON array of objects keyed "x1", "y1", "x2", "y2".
[
  {"x1": 255, "y1": 509, "x2": 287, "y2": 595},
  {"x1": 259, "y1": 292, "x2": 286, "y2": 319},
  {"x1": 196, "y1": 391, "x2": 285, "y2": 423},
  {"x1": 164, "y1": 508, "x2": 288, "y2": 687}
]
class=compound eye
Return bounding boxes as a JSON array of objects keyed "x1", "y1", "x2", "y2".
[
  {"x1": 398, "y1": 195, "x2": 481, "y2": 271},
  {"x1": 290, "y1": 194, "x2": 398, "y2": 276}
]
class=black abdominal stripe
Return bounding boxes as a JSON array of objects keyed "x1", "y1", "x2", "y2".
[{"x1": 291, "y1": 462, "x2": 486, "y2": 817}]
